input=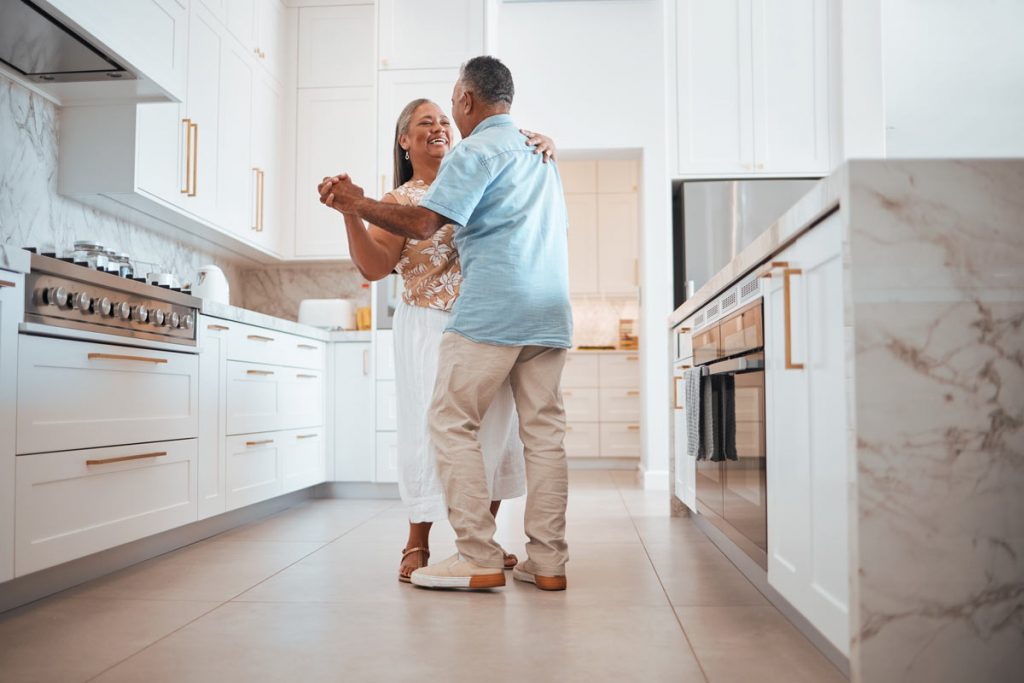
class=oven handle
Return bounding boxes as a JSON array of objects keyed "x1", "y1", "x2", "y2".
[{"x1": 707, "y1": 355, "x2": 764, "y2": 376}]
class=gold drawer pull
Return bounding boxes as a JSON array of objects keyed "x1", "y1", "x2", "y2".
[
  {"x1": 246, "y1": 439, "x2": 274, "y2": 446},
  {"x1": 296, "y1": 373, "x2": 316, "y2": 379},
  {"x1": 88, "y1": 353, "x2": 168, "y2": 364},
  {"x1": 784, "y1": 267, "x2": 805, "y2": 370},
  {"x1": 627, "y1": 425, "x2": 640, "y2": 431},
  {"x1": 247, "y1": 334, "x2": 274, "y2": 342},
  {"x1": 0, "y1": 279, "x2": 16, "y2": 288},
  {"x1": 207, "y1": 324, "x2": 230, "y2": 331},
  {"x1": 563, "y1": 391, "x2": 573, "y2": 396},
  {"x1": 87, "y1": 451, "x2": 167, "y2": 466},
  {"x1": 626, "y1": 390, "x2": 640, "y2": 396},
  {"x1": 297, "y1": 344, "x2": 317, "y2": 350},
  {"x1": 296, "y1": 434, "x2": 318, "y2": 439},
  {"x1": 626, "y1": 355, "x2": 639, "y2": 361},
  {"x1": 247, "y1": 369, "x2": 274, "y2": 376}
]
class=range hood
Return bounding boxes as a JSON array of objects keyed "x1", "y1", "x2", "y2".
[{"x1": 0, "y1": 0, "x2": 133, "y2": 83}]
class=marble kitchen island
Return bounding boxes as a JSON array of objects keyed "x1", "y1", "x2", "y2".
[{"x1": 669, "y1": 159, "x2": 1024, "y2": 682}]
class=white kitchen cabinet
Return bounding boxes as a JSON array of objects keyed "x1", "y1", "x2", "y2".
[
  {"x1": 563, "y1": 352, "x2": 642, "y2": 460},
  {"x1": 377, "y1": 68, "x2": 460, "y2": 192},
  {"x1": 672, "y1": 362, "x2": 697, "y2": 512},
  {"x1": 256, "y1": 0, "x2": 291, "y2": 84},
  {"x1": 597, "y1": 160, "x2": 639, "y2": 193},
  {"x1": 562, "y1": 353, "x2": 599, "y2": 388},
  {"x1": 17, "y1": 336, "x2": 199, "y2": 455},
  {"x1": 217, "y1": 40, "x2": 256, "y2": 240},
  {"x1": 250, "y1": 73, "x2": 288, "y2": 253},
  {"x1": 565, "y1": 423, "x2": 600, "y2": 459},
  {"x1": 378, "y1": 0, "x2": 484, "y2": 70},
  {"x1": 376, "y1": 380, "x2": 398, "y2": 432},
  {"x1": 198, "y1": 317, "x2": 230, "y2": 520},
  {"x1": 599, "y1": 353, "x2": 641, "y2": 388},
  {"x1": 596, "y1": 193, "x2": 639, "y2": 295},
  {"x1": 0, "y1": 273, "x2": 23, "y2": 583},
  {"x1": 599, "y1": 387, "x2": 641, "y2": 422},
  {"x1": 278, "y1": 369, "x2": 325, "y2": 429},
  {"x1": 563, "y1": 388, "x2": 600, "y2": 423},
  {"x1": 674, "y1": 0, "x2": 830, "y2": 175},
  {"x1": 15, "y1": 439, "x2": 198, "y2": 577},
  {"x1": 294, "y1": 87, "x2": 375, "y2": 258},
  {"x1": 298, "y1": 4, "x2": 375, "y2": 88},
  {"x1": 183, "y1": 4, "x2": 225, "y2": 220},
  {"x1": 764, "y1": 211, "x2": 849, "y2": 654},
  {"x1": 332, "y1": 343, "x2": 375, "y2": 482},
  {"x1": 225, "y1": 433, "x2": 281, "y2": 510},
  {"x1": 600, "y1": 422, "x2": 642, "y2": 458},
  {"x1": 558, "y1": 161, "x2": 597, "y2": 194},
  {"x1": 226, "y1": 0, "x2": 258, "y2": 53},
  {"x1": 225, "y1": 361, "x2": 283, "y2": 435},
  {"x1": 375, "y1": 431, "x2": 399, "y2": 483},
  {"x1": 280, "y1": 428, "x2": 326, "y2": 493},
  {"x1": 225, "y1": 321, "x2": 325, "y2": 369},
  {"x1": 375, "y1": 329, "x2": 396, "y2": 380},
  {"x1": 564, "y1": 194, "x2": 599, "y2": 295}
]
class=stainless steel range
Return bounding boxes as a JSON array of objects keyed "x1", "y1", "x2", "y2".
[{"x1": 24, "y1": 252, "x2": 199, "y2": 346}]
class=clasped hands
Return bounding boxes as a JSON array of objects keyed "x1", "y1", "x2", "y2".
[{"x1": 317, "y1": 174, "x2": 365, "y2": 215}]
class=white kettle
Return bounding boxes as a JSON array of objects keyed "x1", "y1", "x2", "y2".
[{"x1": 192, "y1": 265, "x2": 230, "y2": 304}]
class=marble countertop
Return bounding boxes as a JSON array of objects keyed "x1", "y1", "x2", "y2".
[
  {"x1": 668, "y1": 166, "x2": 845, "y2": 328},
  {"x1": 0, "y1": 245, "x2": 31, "y2": 274},
  {"x1": 201, "y1": 300, "x2": 332, "y2": 341},
  {"x1": 328, "y1": 330, "x2": 372, "y2": 342}
]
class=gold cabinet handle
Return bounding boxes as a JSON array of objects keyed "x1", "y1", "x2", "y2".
[
  {"x1": 297, "y1": 344, "x2": 317, "y2": 350},
  {"x1": 189, "y1": 121, "x2": 198, "y2": 196},
  {"x1": 296, "y1": 373, "x2": 316, "y2": 379},
  {"x1": 759, "y1": 260, "x2": 790, "y2": 280},
  {"x1": 626, "y1": 390, "x2": 640, "y2": 396},
  {"x1": 245, "y1": 439, "x2": 274, "y2": 446},
  {"x1": 0, "y1": 280, "x2": 16, "y2": 288},
  {"x1": 362, "y1": 349, "x2": 370, "y2": 375},
  {"x1": 88, "y1": 353, "x2": 168, "y2": 364},
  {"x1": 258, "y1": 168, "x2": 265, "y2": 231},
  {"x1": 251, "y1": 167, "x2": 261, "y2": 231},
  {"x1": 296, "y1": 434, "x2": 317, "y2": 440},
  {"x1": 673, "y1": 377, "x2": 684, "y2": 410},
  {"x1": 783, "y1": 267, "x2": 804, "y2": 370},
  {"x1": 626, "y1": 355, "x2": 639, "y2": 361},
  {"x1": 247, "y1": 369, "x2": 274, "y2": 376},
  {"x1": 87, "y1": 451, "x2": 167, "y2": 466},
  {"x1": 247, "y1": 334, "x2": 274, "y2": 342},
  {"x1": 627, "y1": 425, "x2": 640, "y2": 431},
  {"x1": 207, "y1": 324, "x2": 230, "y2": 331},
  {"x1": 180, "y1": 118, "x2": 192, "y2": 194}
]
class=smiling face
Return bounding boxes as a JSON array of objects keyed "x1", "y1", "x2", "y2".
[{"x1": 399, "y1": 101, "x2": 452, "y2": 173}]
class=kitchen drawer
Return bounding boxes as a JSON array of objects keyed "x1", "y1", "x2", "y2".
[
  {"x1": 280, "y1": 428, "x2": 326, "y2": 494},
  {"x1": 376, "y1": 380, "x2": 398, "y2": 431},
  {"x1": 674, "y1": 324, "x2": 694, "y2": 362},
  {"x1": 563, "y1": 387, "x2": 600, "y2": 422},
  {"x1": 562, "y1": 353, "x2": 599, "y2": 388},
  {"x1": 288, "y1": 338, "x2": 327, "y2": 371},
  {"x1": 15, "y1": 439, "x2": 197, "y2": 576},
  {"x1": 17, "y1": 335, "x2": 198, "y2": 455},
  {"x1": 692, "y1": 324, "x2": 721, "y2": 366},
  {"x1": 599, "y1": 387, "x2": 641, "y2": 422},
  {"x1": 376, "y1": 431, "x2": 398, "y2": 483},
  {"x1": 600, "y1": 422, "x2": 641, "y2": 458},
  {"x1": 226, "y1": 362, "x2": 324, "y2": 434},
  {"x1": 226, "y1": 322, "x2": 326, "y2": 369},
  {"x1": 564, "y1": 421, "x2": 600, "y2": 458},
  {"x1": 599, "y1": 353, "x2": 641, "y2": 388},
  {"x1": 278, "y1": 368, "x2": 324, "y2": 430},
  {"x1": 225, "y1": 433, "x2": 282, "y2": 510}
]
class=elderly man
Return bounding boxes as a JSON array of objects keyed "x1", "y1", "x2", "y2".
[{"x1": 319, "y1": 55, "x2": 572, "y2": 591}]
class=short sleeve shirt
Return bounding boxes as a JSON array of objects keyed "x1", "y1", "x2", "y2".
[{"x1": 418, "y1": 114, "x2": 573, "y2": 348}]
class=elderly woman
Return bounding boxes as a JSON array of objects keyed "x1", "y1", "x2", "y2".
[{"x1": 318, "y1": 98, "x2": 556, "y2": 581}]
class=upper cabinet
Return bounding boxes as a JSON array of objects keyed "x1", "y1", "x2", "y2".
[
  {"x1": 298, "y1": 5, "x2": 376, "y2": 88},
  {"x1": 378, "y1": 0, "x2": 484, "y2": 70},
  {"x1": 226, "y1": 0, "x2": 291, "y2": 84},
  {"x1": 674, "y1": 0, "x2": 831, "y2": 176}
]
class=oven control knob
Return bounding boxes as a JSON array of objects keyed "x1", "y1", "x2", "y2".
[
  {"x1": 132, "y1": 304, "x2": 149, "y2": 323},
  {"x1": 182, "y1": 314, "x2": 194, "y2": 331},
  {"x1": 151, "y1": 309, "x2": 166, "y2": 327},
  {"x1": 114, "y1": 302, "x2": 131, "y2": 321},
  {"x1": 168, "y1": 311, "x2": 181, "y2": 329},
  {"x1": 73, "y1": 292, "x2": 93, "y2": 313},
  {"x1": 45, "y1": 287, "x2": 69, "y2": 308},
  {"x1": 96, "y1": 297, "x2": 113, "y2": 317}
]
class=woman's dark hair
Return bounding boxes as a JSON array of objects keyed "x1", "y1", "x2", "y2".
[{"x1": 392, "y1": 98, "x2": 433, "y2": 189}]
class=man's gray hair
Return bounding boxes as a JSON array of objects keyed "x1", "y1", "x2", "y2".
[{"x1": 459, "y1": 56, "x2": 514, "y2": 107}]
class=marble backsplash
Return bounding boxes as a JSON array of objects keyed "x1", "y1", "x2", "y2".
[
  {"x1": 571, "y1": 295, "x2": 640, "y2": 348},
  {"x1": 238, "y1": 264, "x2": 371, "y2": 321}
]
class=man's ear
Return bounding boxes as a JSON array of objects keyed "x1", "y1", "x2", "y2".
[{"x1": 461, "y1": 90, "x2": 473, "y2": 117}]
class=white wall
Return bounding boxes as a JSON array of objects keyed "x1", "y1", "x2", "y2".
[
  {"x1": 882, "y1": 0, "x2": 1024, "y2": 157},
  {"x1": 497, "y1": 0, "x2": 673, "y2": 488}
]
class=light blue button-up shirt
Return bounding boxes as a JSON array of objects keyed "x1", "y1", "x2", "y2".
[{"x1": 419, "y1": 114, "x2": 573, "y2": 349}]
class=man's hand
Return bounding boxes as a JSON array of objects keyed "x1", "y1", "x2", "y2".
[{"x1": 318, "y1": 174, "x2": 365, "y2": 215}]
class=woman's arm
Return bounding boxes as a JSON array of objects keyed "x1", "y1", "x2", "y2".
[
  {"x1": 520, "y1": 129, "x2": 557, "y2": 163},
  {"x1": 340, "y1": 193, "x2": 407, "y2": 281}
]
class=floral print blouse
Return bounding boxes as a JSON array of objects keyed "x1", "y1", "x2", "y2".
[{"x1": 388, "y1": 179, "x2": 461, "y2": 312}]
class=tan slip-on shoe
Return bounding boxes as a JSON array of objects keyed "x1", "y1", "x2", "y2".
[
  {"x1": 512, "y1": 566, "x2": 567, "y2": 591},
  {"x1": 410, "y1": 553, "x2": 506, "y2": 589}
]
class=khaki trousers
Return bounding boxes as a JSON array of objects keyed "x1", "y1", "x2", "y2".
[{"x1": 428, "y1": 332, "x2": 569, "y2": 574}]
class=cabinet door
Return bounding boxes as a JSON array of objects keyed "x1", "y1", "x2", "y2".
[
  {"x1": 257, "y1": 0, "x2": 290, "y2": 84},
  {"x1": 596, "y1": 193, "x2": 639, "y2": 295},
  {"x1": 298, "y1": 5, "x2": 375, "y2": 88},
  {"x1": 376, "y1": 380, "x2": 398, "y2": 432},
  {"x1": 218, "y1": 41, "x2": 255, "y2": 239},
  {"x1": 378, "y1": 0, "x2": 483, "y2": 70},
  {"x1": 225, "y1": 433, "x2": 282, "y2": 510},
  {"x1": 225, "y1": 361, "x2": 283, "y2": 435},
  {"x1": 597, "y1": 160, "x2": 638, "y2": 193},
  {"x1": 558, "y1": 161, "x2": 597, "y2": 194},
  {"x1": 599, "y1": 387, "x2": 642, "y2": 422},
  {"x1": 563, "y1": 388, "x2": 600, "y2": 423},
  {"x1": 333, "y1": 343, "x2": 374, "y2": 482},
  {"x1": 751, "y1": 0, "x2": 830, "y2": 173},
  {"x1": 599, "y1": 353, "x2": 641, "y2": 388},
  {"x1": 294, "y1": 87, "x2": 375, "y2": 258},
  {"x1": 135, "y1": 101, "x2": 188, "y2": 207},
  {"x1": 672, "y1": 366, "x2": 697, "y2": 512},
  {"x1": 565, "y1": 422, "x2": 600, "y2": 458},
  {"x1": 0, "y1": 274, "x2": 23, "y2": 583},
  {"x1": 676, "y1": 0, "x2": 754, "y2": 174},
  {"x1": 280, "y1": 429, "x2": 326, "y2": 493},
  {"x1": 279, "y1": 369, "x2": 325, "y2": 429},
  {"x1": 562, "y1": 353, "x2": 600, "y2": 389},
  {"x1": 377, "y1": 68, "x2": 460, "y2": 193},
  {"x1": 250, "y1": 74, "x2": 285, "y2": 253},
  {"x1": 600, "y1": 423, "x2": 641, "y2": 458},
  {"x1": 226, "y1": 0, "x2": 258, "y2": 52},
  {"x1": 198, "y1": 317, "x2": 230, "y2": 520},
  {"x1": 564, "y1": 194, "x2": 599, "y2": 295},
  {"x1": 375, "y1": 431, "x2": 399, "y2": 483},
  {"x1": 184, "y1": 4, "x2": 223, "y2": 220}
]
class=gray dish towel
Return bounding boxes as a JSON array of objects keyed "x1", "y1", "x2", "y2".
[
  {"x1": 684, "y1": 367, "x2": 702, "y2": 458},
  {"x1": 700, "y1": 374, "x2": 720, "y2": 461}
]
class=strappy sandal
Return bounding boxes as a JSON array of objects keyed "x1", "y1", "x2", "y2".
[
  {"x1": 399, "y1": 546, "x2": 430, "y2": 583},
  {"x1": 503, "y1": 551, "x2": 518, "y2": 570}
]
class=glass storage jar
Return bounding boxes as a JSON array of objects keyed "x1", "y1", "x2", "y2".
[{"x1": 71, "y1": 241, "x2": 108, "y2": 270}]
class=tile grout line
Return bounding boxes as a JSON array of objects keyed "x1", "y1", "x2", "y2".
[
  {"x1": 612, "y1": 477, "x2": 711, "y2": 683},
  {"x1": 82, "y1": 500, "x2": 396, "y2": 683}
]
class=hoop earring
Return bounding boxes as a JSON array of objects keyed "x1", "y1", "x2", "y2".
[{"x1": 404, "y1": 150, "x2": 410, "y2": 161}]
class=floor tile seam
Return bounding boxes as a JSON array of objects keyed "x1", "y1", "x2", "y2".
[{"x1": 612, "y1": 479, "x2": 711, "y2": 683}]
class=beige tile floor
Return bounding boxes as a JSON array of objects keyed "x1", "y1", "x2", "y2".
[{"x1": 0, "y1": 470, "x2": 846, "y2": 682}]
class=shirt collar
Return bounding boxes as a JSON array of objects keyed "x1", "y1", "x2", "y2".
[{"x1": 470, "y1": 113, "x2": 514, "y2": 136}]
